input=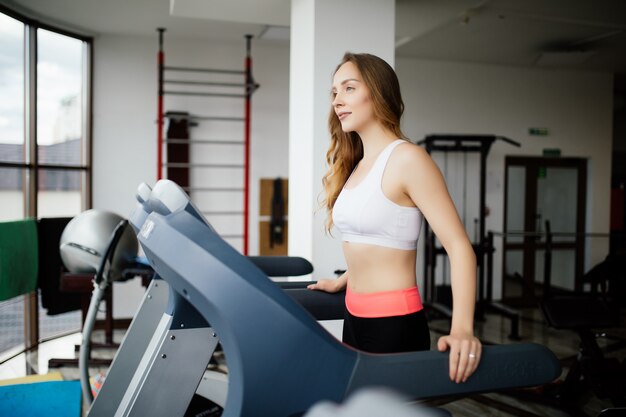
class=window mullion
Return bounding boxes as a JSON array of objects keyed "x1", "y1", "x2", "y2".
[
  {"x1": 23, "y1": 23, "x2": 39, "y2": 355},
  {"x1": 82, "y1": 40, "x2": 93, "y2": 210},
  {"x1": 24, "y1": 24, "x2": 37, "y2": 218}
]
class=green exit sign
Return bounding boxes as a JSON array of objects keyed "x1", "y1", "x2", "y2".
[
  {"x1": 529, "y1": 127, "x2": 549, "y2": 136},
  {"x1": 543, "y1": 148, "x2": 561, "y2": 157}
]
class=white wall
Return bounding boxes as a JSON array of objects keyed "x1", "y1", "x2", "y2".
[
  {"x1": 92, "y1": 34, "x2": 290, "y2": 317},
  {"x1": 396, "y1": 57, "x2": 614, "y2": 297}
]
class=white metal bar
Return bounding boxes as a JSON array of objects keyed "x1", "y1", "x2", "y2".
[
  {"x1": 163, "y1": 113, "x2": 244, "y2": 122},
  {"x1": 184, "y1": 187, "x2": 244, "y2": 192},
  {"x1": 164, "y1": 163, "x2": 244, "y2": 168},
  {"x1": 164, "y1": 65, "x2": 244, "y2": 75},
  {"x1": 164, "y1": 79, "x2": 246, "y2": 88},
  {"x1": 164, "y1": 139, "x2": 244, "y2": 145},
  {"x1": 164, "y1": 90, "x2": 246, "y2": 98}
]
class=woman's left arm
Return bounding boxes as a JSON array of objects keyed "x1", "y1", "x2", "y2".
[{"x1": 399, "y1": 145, "x2": 482, "y2": 383}]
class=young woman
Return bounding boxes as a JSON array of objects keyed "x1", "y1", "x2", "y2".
[{"x1": 307, "y1": 52, "x2": 482, "y2": 383}]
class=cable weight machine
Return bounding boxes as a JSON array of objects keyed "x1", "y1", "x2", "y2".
[{"x1": 418, "y1": 134, "x2": 522, "y2": 339}]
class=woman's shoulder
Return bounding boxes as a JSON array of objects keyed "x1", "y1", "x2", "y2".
[
  {"x1": 393, "y1": 140, "x2": 430, "y2": 165},
  {"x1": 389, "y1": 140, "x2": 440, "y2": 183}
]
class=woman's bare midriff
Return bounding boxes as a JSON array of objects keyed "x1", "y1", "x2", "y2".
[{"x1": 343, "y1": 241, "x2": 417, "y2": 293}]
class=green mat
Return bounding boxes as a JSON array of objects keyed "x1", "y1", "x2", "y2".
[
  {"x1": 0, "y1": 380, "x2": 81, "y2": 417},
  {"x1": 0, "y1": 218, "x2": 38, "y2": 301}
]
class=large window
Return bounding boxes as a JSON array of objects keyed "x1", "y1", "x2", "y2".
[
  {"x1": 0, "y1": 11, "x2": 91, "y2": 219},
  {"x1": 0, "y1": 12, "x2": 25, "y2": 220},
  {"x1": 0, "y1": 7, "x2": 92, "y2": 358},
  {"x1": 37, "y1": 28, "x2": 87, "y2": 217}
]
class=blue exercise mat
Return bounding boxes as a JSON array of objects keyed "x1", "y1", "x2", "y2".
[{"x1": 0, "y1": 380, "x2": 81, "y2": 417}]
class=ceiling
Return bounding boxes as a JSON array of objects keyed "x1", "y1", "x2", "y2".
[
  {"x1": 395, "y1": 0, "x2": 626, "y2": 76},
  {"x1": 3, "y1": 0, "x2": 626, "y2": 79}
]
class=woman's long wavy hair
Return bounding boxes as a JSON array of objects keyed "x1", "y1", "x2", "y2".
[{"x1": 322, "y1": 52, "x2": 406, "y2": 232}]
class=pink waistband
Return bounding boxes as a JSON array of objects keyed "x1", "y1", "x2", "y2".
[{"x1": 345, "y1": 286, "x2": 423, "y2": 318}]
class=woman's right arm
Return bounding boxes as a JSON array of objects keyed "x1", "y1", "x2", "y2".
[{"x1": 307, "y1": 271, "x2": 348, "y2": 293}]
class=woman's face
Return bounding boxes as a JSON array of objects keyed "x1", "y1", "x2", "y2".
[{"x1": 331, "y1": 61, "x2": 375, "y2": 133}]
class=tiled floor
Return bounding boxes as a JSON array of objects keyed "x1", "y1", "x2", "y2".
[{"x1": 1, "y1": 306, "x2": 625, "y2": 416}]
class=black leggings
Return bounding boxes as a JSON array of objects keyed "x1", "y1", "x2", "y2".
[{"x1": 342, "y1": 307, "x2": 431, "y2": 354}]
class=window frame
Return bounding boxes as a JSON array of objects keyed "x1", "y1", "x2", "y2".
[{"x1": 0, "y1": 4, "x2": 93, "y2": 350}]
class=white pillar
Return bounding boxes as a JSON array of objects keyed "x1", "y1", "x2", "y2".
[{"x1": 288, "y1": 0, "x2": 396, "y2": 279}]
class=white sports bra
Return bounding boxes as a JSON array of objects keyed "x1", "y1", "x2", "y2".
[{"x1": 332, "y1": 139, "x2": 423, "y2": 250}]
